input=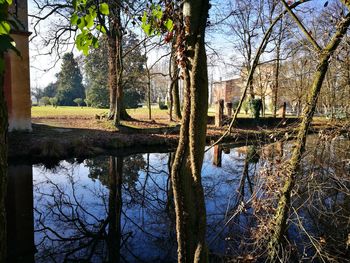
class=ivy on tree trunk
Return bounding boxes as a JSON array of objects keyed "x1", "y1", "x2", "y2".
[{"x1": 171, "y1": 0, "x2": 210, "y2": 262}]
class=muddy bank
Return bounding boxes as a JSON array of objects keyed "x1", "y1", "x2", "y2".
[{"x1": 8, "y1": 122, "x2": 342, "y2": 165}]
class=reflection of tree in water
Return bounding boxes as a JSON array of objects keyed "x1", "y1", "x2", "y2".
[
  {"x1": 33, "y1": 154, "x2": 176, "y2": 262},
  {"x1": 247, "y1": 136, "x2": 350, "y2": 262},
  {"x1": 291, "y1": 136, "x2": 350, "y2": 261},
  {"x1": 34, "y1": 163, "x2": 110, "y2": 262},
  {"x1": 29, "y1": 138, "x2": 350, "y2": 262},
  {"x1": 86, "y1": 154, "x2": 146, "y2": 194},
  {"x1": 208, "y1": 144, "x2": 262, "y2": 258}
]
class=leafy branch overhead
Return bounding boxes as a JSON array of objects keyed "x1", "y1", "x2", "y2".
[
  {"x1": 141, "y1": 3, "x2": 174, "y2": 37},
  {"x1": 71, "y1": 0, "x2": 110, "y2": 55},
  {"x1": 0, "y1": 0, "x2": 20, "y2": 73},
  {"x1": 140, "y1": 1, "x2": 190, "y2": 79}
]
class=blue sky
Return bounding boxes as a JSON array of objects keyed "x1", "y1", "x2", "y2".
[
  {"x1": 27, "y1": 0, "x2": 331, "y2": 89},
  {"x1": 27, "y1": 0, "x2": 237, "y2": 89}
]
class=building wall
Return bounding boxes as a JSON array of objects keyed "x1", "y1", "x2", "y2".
[
  {"x1": 224, "y1": 79, "x2": 242, "y2": 102},
  {"x1": 213, "y1": 81, "x2": 226, "y2": 103},
  {"x1": 213, "y1": 78, "x2": 242, "y2": 104},
  {"x1": 212, "y1": 64, "x2": 277, "y2": 112},
  {"x1": 4, "y1": 0, "x2": 32, "y2": 131}
]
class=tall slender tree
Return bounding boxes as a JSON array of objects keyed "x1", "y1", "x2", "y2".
[
  {"x1": 169, "y1": 38, "x2": 182, "y2": 121},
  {"x1": 268, "y1": 1, "x2": 350, "y2": 259},
  {"x1": 170, "y1": 1, "x2": 210, "y2": 261}
]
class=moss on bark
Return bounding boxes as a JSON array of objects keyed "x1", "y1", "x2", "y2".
[
  {"x1": 267, "y1": 13, "x2": 350, "y2": 261},
  {"x1": 171, "y1": 1, "x2": 209, "y2": 262}
]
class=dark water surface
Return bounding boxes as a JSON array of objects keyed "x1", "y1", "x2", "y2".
[{"x1": 6, "y1": 135, "x2": 350, "y2": 262}]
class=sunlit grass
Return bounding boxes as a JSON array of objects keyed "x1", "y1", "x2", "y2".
[
  {"x1": 32, "y1": 105, "x2": 312, "y2": 120},
  {"x1": 31, "y1": 106, "x2": 169, "y2": 118},
  {"x1": 31, "y1": 106, "x2": 108, "y2": 117}
]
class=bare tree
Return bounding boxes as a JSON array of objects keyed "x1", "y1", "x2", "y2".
[
  {"x1": 224, "y1": 0, "x2": 265, "y2": 99},
  {"x1": 267, "y1": 1, "x2": 350, "y2": 259}
]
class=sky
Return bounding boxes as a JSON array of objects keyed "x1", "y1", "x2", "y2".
[
  {"x1": 28, "y1": 1, "x2": 75, "y2": 88},
  {"x1": 27, "y1": 0, "x2": 322, "y2": 90},
  {"x1": 27, "y1": 0, "x2": 237, "y2": 89}
]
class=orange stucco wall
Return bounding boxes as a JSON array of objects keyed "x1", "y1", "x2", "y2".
[
  {"x1": 4, "y1": 0, "x2": 32, "y2": 131},
  {"x1": 7, "y1": 33, "x2": 32, "y2": 131}
]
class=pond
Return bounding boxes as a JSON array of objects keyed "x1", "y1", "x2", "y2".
[{"x1": 6, "y1": 135, "x2": 350, "y2": 262}]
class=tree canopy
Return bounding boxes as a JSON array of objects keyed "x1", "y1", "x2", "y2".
[{"x1": 84, "y1": 33, "x2": 147, "y2": 109}]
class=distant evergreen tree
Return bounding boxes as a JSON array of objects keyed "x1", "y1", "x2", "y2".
[
  {"x1": 84, "y1": 33, "x2": 147, "y2": 109},
  {"x1": 84, "y1": 38, "x2": 109, "y2": 108},
  {"x1": 56, "y1": 53, "x2": 85, "y2": 106},
  {"x1": 42, "y1": 82, "x2": 58, "y2": 98},
  {"x1": 122, "y1": 33, "x2": 147, "y2": 108}
]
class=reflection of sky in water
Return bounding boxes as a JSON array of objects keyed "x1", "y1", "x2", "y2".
[
  {"x1": 32, "y1": 146, "x2": 256, "y2": 262},
  {"x1": 17, "y1": 136, "x2": 350, "y2": 262}
]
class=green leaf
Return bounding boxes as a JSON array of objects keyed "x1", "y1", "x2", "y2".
[
  {"x1": 0, "y1": 21, "x2": 10, "y2": 35},
  {"x1": 141, "y1": 23, "x2": 152, "y2": 36},
  {"x1": 0, "y1": 34, "x2": 19, "y2": 56},
  {"x1": 141, "y1": 11, "x2": 148, "y2": 23},
  {"x1": 77, "y1": 17, "x2": 86, "y2": 30},
  {"x1": 164, "y1": 19, "x2": 173, "y2": 32},
  {"x1": 96, "y1": 24, "x2": 106, "y2": 34},
  {"x1": 92, "y1": 37, "x2": 99, "y2": 48},
  {"x1": 70, "y1": 13, "x2": 79, "y2": 25},
  {"x1": 85, "y1": 14, "x2": 94, "y2": 28},
  {"x1": 0, "y1": 0, "x2": 12, "y2": 4},
  {"x1": 152, "y1": 5, "x2": 162, "y2": 20},
  {"x1": 99, "y1": 3, "x2": 109, "y2": 15},
  {"x1": 75, "y1": 33, "x2": 85, "y2": 50},
  {"x1": 82, "y1": 45, "x2": 89, "y2": 55},
  {"x1": 88, "y1": 6, "x2": 97, "y2": 18}
]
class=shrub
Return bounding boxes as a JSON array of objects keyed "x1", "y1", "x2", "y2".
[
  {"x1": 249, "y1": 98, "x2": 263, "y2": 119},
  {"x1": 159, "y1": 101, "x2": 168, "y2": 110},
  {"x1": 49, "y1": 97, "x2": 58, "y2": 108},
  {"x1": 242, "y1": 100, "x2": 250, "y2": 115},
  {"x1": 232, "y1": 100, "x2": 240, "y2": 112},
  {"x1": 73, "y1": 98, "x2": 84, "y2": 107},
  {"x1": 40, "y1": 96, "x2": 50, "y2": 106}
]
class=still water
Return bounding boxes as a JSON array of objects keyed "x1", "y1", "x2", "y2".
[{"x1": 6, "y1": 135, "x2": 350, "y2": 262}]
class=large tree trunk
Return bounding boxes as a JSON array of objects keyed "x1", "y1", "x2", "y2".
[
  {"x1": 107, "y1": 0, "x2": 130, "y2": 125},
  {"x1": 267, "y1": 13, "x2": 350, "y2": 261},
  {"x1": 0, "y1": 51, "x2": 8, "y2": 262},
  {"x1": 113, "y1": 0, "x2": 123, "y2": 126},
  {"x1": 171, "y1": 1, "x2": 209, "y2": 262}
]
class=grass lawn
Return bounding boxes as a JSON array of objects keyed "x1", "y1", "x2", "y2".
[
  {"x1": 32, "y1": 106, "x2": 304, "y2": 119},
  {"x1": 31, "y1": 106, "x2": 178, "y2": 131},
  {"x1": 32, "y1": 106, "x2": 108, "y2": 117},
  {"x1": 31, "y1": 106, "x2": 170, "y2": 118}
]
